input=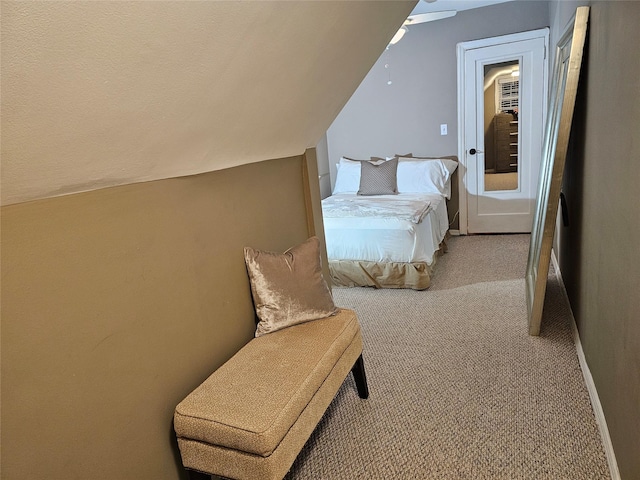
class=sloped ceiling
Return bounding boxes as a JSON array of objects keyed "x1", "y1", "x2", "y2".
[{"x1": 1, "y1": 1, "x2": 416, "y2": 205}]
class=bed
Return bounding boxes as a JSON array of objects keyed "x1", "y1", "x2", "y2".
[{"x1": 322, "y1": 155, "x2": 458, "y2": 290}]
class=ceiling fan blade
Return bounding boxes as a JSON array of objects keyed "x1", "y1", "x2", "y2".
[{"x1": 405, "y1": 11, "x2": 457, "y2": 25}]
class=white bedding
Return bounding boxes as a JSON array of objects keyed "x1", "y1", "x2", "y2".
[
  {"x1": 321, "y1": 193, "x2": 432, "y2": 224},
  {"x1": 322, "y1": 193, "x2": 449, "y2": 264}
]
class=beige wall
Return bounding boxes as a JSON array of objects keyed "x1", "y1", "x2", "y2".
[
  {"x1": 1, "y1": 1, "x2": 416, "y2": 206},
  {"x1": 556, "y1": 2, "x2": 640, "y2": 478},
  {"x1": 1, "y1": 154, "x2": 325, "y2": 479}
]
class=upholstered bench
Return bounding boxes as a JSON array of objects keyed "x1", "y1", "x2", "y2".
[{"x1": 174, "y1": 308, "x2": 369, "y2": 480}]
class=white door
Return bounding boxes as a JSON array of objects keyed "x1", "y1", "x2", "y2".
[{"x1": 458, "y1": 30, "x2": 548, "y2": 234}]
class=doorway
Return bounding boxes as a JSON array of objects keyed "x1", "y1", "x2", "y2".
[{"x1": 457, "y1": 29, "x2": 549, "y2": 234}]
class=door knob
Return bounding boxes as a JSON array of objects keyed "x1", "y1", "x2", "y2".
[{"x1": 469, "y1": 148, "x2": 483, "y2": 155}]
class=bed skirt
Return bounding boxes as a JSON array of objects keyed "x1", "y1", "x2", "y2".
[{"x1": 328, "y1": 239, "x2": 448, "y2": 291}]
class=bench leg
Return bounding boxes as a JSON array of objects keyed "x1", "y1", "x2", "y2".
[{"x1": 351, "y1": 354, "x2": 369, "y2": 399}]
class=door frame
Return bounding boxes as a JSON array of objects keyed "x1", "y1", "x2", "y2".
[{"x1": 456, "y1": 28, "x2": 549, "y2": 235}]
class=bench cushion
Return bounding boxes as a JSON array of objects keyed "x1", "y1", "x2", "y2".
[{"x1": 174, "y1": 308, "x2": 360, "y2": 457}]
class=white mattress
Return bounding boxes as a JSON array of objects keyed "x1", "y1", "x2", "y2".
[{"x1": 323, "y1": 193, "x2": 449, "y2": 264}]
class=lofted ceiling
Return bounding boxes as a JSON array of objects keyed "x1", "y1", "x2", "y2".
[{"x1": 1, "y1": 1, "x2": 416, "y2": 205}]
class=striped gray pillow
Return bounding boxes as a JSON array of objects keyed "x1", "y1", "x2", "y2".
[{"x1": 357, "y1": 158, "x2": 398, "y2": 195}]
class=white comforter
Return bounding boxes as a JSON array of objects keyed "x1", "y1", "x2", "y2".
[
  {"x1": 322, "y1": 193, "x2": 448, "y2": 264},
  {"x1": 321, "y1": 193, "x2": 432, "y2": 224}
]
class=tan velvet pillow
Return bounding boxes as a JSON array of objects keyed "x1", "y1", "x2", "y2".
[{"x1": 244, "y1": 237, "x2": 338, "y2": 337}]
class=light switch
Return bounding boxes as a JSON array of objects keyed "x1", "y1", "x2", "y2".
[{"x1": 440, "y1": 124, "x2": 448, "y2": 136}]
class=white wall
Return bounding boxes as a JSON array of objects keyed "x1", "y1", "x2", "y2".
[{"x1": 325, "y1": 1, "x2": 551, "y2": 191}]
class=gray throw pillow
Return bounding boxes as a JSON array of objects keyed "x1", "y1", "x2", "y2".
[{"x1": 358, "y1": 157, "x2": 398, "y2": 195}]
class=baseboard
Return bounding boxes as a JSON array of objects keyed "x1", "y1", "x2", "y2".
[
  {"x1": 449, "y1": 229, "x2": 460, "y2": 236},
  {"x1": 550, "y1": 250, "x2": 621, "y2": 480}
]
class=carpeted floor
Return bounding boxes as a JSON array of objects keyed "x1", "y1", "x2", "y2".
[
  {"x1": 485, "y1": 172, "x2": 519, "y2": 191},
  {"x1": 285, "y1": 234, "x2": 610, "y2": 479}
]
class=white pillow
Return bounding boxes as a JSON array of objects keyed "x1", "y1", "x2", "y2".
[
  {"x1": 441, "y1": 158, "x2": 459, "y2": 176},
  {"x1": 332, "y1": 157, "x2": 362, "y2": 194},
  {"x1": 439, "y1": 159, "x2": 458, "y2": 199},
  {"x1": 396, "y1": 157, "x2": 457, "y2": 197},
  {"x1": 332, "y1": 157, "x2": 386, "y2": 194}
]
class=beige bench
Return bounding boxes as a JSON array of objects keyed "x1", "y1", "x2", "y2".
[{"x1": 174, "y1": 308, "x2": 369, "y2": 480}]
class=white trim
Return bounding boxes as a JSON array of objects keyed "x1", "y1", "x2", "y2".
[
  {"x1": 448, "y1": 229, "x2": 460, "y2": 236},
  {"x1": 457, "y1": 28, "x2": 549, "y2": 235},
  {"x1": 460, "y1": 28, "x2": 550, "y2": 52},
  {"x1": 550, "y1": 250, "x2": 621, "y2": 480},
  {"x1": 456, "y1": 43, "x2": 469, "y2": 234}
]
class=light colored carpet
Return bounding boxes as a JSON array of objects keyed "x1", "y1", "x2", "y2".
[
  {"x1": 286, "y1": 234, "x2": 610, "y2": 479},
  {"x1": 485, "y1": 172, "x2": 518, "y2": 191}
]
